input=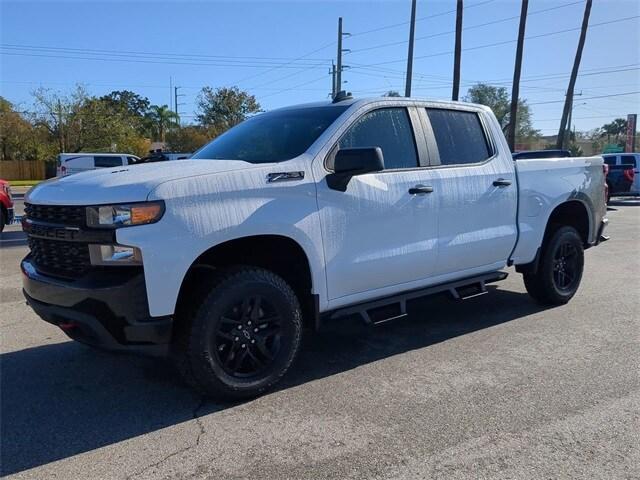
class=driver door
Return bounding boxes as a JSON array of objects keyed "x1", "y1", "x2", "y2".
[{"x1": 315, "y1": 106, "x2": 440, "y2": 306}]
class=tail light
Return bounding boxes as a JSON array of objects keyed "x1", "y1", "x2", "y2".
[
  {"x1": 623, "y1": 168, "x2": 635, "y2": 182},
  {"x1": 603, "y1": 163, "x2": 609, "y2": 177}
]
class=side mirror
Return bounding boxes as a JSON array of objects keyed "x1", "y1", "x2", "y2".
[{"x1": 327, "y1": 147, "x2": 384, "y2": 191}]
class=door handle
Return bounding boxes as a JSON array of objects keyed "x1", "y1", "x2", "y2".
[
  {"x1": 409, "y1": 185, "x2": 434, "y2": 195},
  {"x1": 493, "y1": 178, "x2": 512, "y2": 187}
]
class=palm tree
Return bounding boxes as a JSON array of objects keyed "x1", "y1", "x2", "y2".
[{"x1": 146, "y1": 105, "x2": 178, "y2": 142}]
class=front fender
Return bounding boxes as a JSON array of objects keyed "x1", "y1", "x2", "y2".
[{"x1": 116, "y1": 163, "x2": 326, "y2": 317}]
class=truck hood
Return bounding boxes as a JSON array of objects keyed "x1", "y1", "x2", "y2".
[{"x1": 26, "y1": 159, "x2": 254, "y2": 205}]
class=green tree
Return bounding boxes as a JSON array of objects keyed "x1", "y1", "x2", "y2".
[
  {"x1": 146, "y1": 105, "x2": 178, "y2": 142},
  {"x1": 100, "y1": 90, "x2": 150, "y2": 118},
  {"x1": 383, "y1": 90, "x2": 401, "y2": 97},
  {"x1": 196, "y1": 86, "x2": 260, "y2": 133},
  {"x1": 600, "y1": 118, "x2": 627, "y2": 145},
  {"x1": 31, "y1": 85, "x2": 88, "y2": 153},
  {"x1": 464, "y1": 83, "x2": 540, "y2": 140},
  {"x1": 165, "y1": 126, "x2": 211, "y2": 153}
]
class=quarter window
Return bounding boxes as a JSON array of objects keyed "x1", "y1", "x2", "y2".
[
  {"x1": 336, "y1": 108, "x2": 418, "y2": 170},
  {"x1": 426, "y1": 108, "x2": 491, "y2": 166},
  {"x1": 94, "y1": 156, "x2": 123, "y2": 168}
]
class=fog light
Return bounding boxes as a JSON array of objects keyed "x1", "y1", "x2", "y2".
[{"x1": 89, "y1": 244, "x2": 142, "y2": 266}]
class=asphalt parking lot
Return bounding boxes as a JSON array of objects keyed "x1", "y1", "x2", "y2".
[{"x1": 1, "y1": 199, "x2": 639, "y2": 479}]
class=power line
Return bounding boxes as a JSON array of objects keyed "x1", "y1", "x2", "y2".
[
  {"x1": 0, "y1": 43, "x2": 331, "y2": 63},
  {"x1": 0, "y1": 50, "x2": 330, "y2": 69},
  {"x1": 529, "y1": 91, "x2": 640, "y2": 105},
  {"x1": 363, "y1": 15, "x2": 640, "y2": 67},
  {"x1": 349, "y1": 0, "x2": 495, "y2": 38},
  {"x1": 350, "y1": 0, "x2": 584, "y2": 55}
]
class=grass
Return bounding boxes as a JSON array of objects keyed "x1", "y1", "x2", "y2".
[{"x1": 8, "y1": 180, "x2": 44, "y2": 187}]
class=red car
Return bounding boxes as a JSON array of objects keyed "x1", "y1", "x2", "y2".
[{"x1": 0, "y1": 179, "x2": 15, "y2": 233}]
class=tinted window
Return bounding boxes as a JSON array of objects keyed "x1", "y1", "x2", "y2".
[
  {"x1": 337, "y1": 108, "x2": 418, "y2": 170},
  {"x1": 603, "y1": 156, "x2": 616, "y2": 166},
  {"x1": 94, "y1": 156, "x2": 123, "y2": 168},
  {"x1": 192, "y1": 105, "x2": 348, "y2": 163},
  {"x1": 427, "y1": 109, "x2": 491, "y2": 165}
]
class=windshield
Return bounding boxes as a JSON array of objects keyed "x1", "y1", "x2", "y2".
[{"x1": 191, "y1": 105, "x2": 349, "y2": 163}]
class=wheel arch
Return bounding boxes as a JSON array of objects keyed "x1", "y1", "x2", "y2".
[
  {"x1": 516, "y1": 198, "x2": 591, "y2": 275},
  {"x1": 174, "y1": 234, "x2": 318, "y2": 331}
]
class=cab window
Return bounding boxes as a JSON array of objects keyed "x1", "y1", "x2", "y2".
[
  {"x1": 334, "y1": 107, "x2": 418, "y2": 170},
  {"x1": 426, "y1": 108, "x2": 492, "y2": 166}
]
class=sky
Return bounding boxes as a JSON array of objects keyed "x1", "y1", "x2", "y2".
[{"x1": 1, "y1": 0, "x2": 639, "y2": 136}]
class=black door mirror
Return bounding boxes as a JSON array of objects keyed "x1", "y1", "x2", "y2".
[{"x1": 327, "y1": 147, "x2": 385, "y2": 191}]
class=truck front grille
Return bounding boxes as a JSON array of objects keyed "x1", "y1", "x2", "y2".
[
  {"x1": 24, "y1": 203, "x2": 85, "y2": 227},
  {"x1": 27, "y1": 237, "x2": 91, "y2": 279}
]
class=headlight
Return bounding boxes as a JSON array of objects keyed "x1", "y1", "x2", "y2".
[
  {"x1": 89, "y1": 244, "x2": 142, "y2": 265},
  {"x1": 86, "y1": 201, "x2": 164, "y2": 228}
]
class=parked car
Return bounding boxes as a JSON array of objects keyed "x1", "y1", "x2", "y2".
[
  {"x1": 512, "y1": 149, "x2": 571, "y2": 160},
  {"x1": 0, "y1": 178, "x2": 14, "y2": 233},
  {"x1": 56, "y1": 153, "x2": 140, "y2": 177},
  {"x1": 21, "y1": 96, "x2": 608, "y2": 399},
  {"x1": 603, "y1": 153, "x2": 640, "y2": 196},
  {"x1": 603, "y1": 156, "x2": 635, "y2": 202}
]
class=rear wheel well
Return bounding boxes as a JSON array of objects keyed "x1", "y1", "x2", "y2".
[
  {"x1": 516, "y1": 200, "x2": 590, "y2": 275},
  {"x1": 174, "y1": 235, "x2": 315, "y2": 331},
  {"x1": 545, "y1": 200, "x2": 590, "y2": 245}
]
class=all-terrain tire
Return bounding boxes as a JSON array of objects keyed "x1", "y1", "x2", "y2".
[
  {"x1": 174, "y1": 267, "x2": 303, "y2": 400},
  {"x1": 523, "y1": 226, "x2": 584, "y2": 306}
]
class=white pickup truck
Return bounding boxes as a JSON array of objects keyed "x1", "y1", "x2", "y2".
[{"x1": 22, "y1": 96, "x2": 608, "y2": 398}]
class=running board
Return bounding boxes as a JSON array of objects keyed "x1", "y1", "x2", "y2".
[{"x1": 326, "y1": 271, "x2": 508, "y2": 326}]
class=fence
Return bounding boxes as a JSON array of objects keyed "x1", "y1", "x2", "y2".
[{"x1": 0, "y1": 161, "x2": 48, "y2": 181}]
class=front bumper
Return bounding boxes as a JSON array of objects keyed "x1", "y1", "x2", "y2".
[{"x1": 22, "y1": 256, "x2": 172, "y2": 355}]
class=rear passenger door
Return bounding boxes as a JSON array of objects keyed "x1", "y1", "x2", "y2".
[
  {"x1": 317, "y1": 106, "x2": 440, "y2": 304},
  {"x1": 421, "y1": 107, "x2": 518, "y2": 276}
]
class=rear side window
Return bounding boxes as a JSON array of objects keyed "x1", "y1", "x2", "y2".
[
  {"x1": 426, "y1": 109, "x2": 491, "y2": 166},
  {"x1": 94, "y1": 156, "x2": 123, "y2": 168},
  {"x1": 603, "y1": 156, "x2": 616, "y2": 166}
]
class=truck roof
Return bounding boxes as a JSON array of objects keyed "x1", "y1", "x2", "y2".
[{"x1": 272, "y1": 96, "x2": 485, "y2": 113}]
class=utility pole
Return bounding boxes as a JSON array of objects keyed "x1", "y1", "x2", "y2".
[
  {"x1": 452, "y1": 0, "x2": 463, "y2": 101},
  {"x1": 331, "y1": 61, "x2": 337, "y2": 98},
  {"x1": 57, "y1": 99, "x2": 64, "y2": 153},
  {"x1": 508, "y1": 0, "x2": 528, "y2": 152},
  {"x1": 174, "y1": 86, "x2": 186, "y2": 122},
  {"x1": 335, "y1": 17, "x2": 351, "y2": 97},
  {"x1": 405, "y1": 0, "x2": 417, "y2": 97},
  {"x1": 557, "y1": 0, "x2": 592, "y2": 149},
  {"x1": 336, "y1": 17, "x2": 343, "y2": 94}
]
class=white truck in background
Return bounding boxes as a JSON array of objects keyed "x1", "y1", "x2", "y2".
[
  {"x1": 23, "y1": 95, "x2": 608, "y2": 399},
  {"x1": 56, "y1": 153, "x2": 140, "y2": 177}
]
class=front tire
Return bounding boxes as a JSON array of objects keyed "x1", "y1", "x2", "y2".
[
  {"x1": 175, "y1": 267, "x2": 303, "y2": 400},
  {"x1": 523, "y1": 226, "x2": 584, "y2": 306}
]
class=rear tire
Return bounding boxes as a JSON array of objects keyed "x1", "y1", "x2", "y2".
[
  {"x1": 174, "y1": 267, "x2": 303, "y2": 400},
  {"x1": 523, "y1": 226, "x2": 584, "y2": 306}
]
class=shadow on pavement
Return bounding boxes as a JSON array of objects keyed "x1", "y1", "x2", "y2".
[{"x1": 1, "y1": 285, "x2": 546, "y2": 476}]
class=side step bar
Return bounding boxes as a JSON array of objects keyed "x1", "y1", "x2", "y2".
[{"x1": 326, "y1": 271, "x2": 508, "y2": 326}]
